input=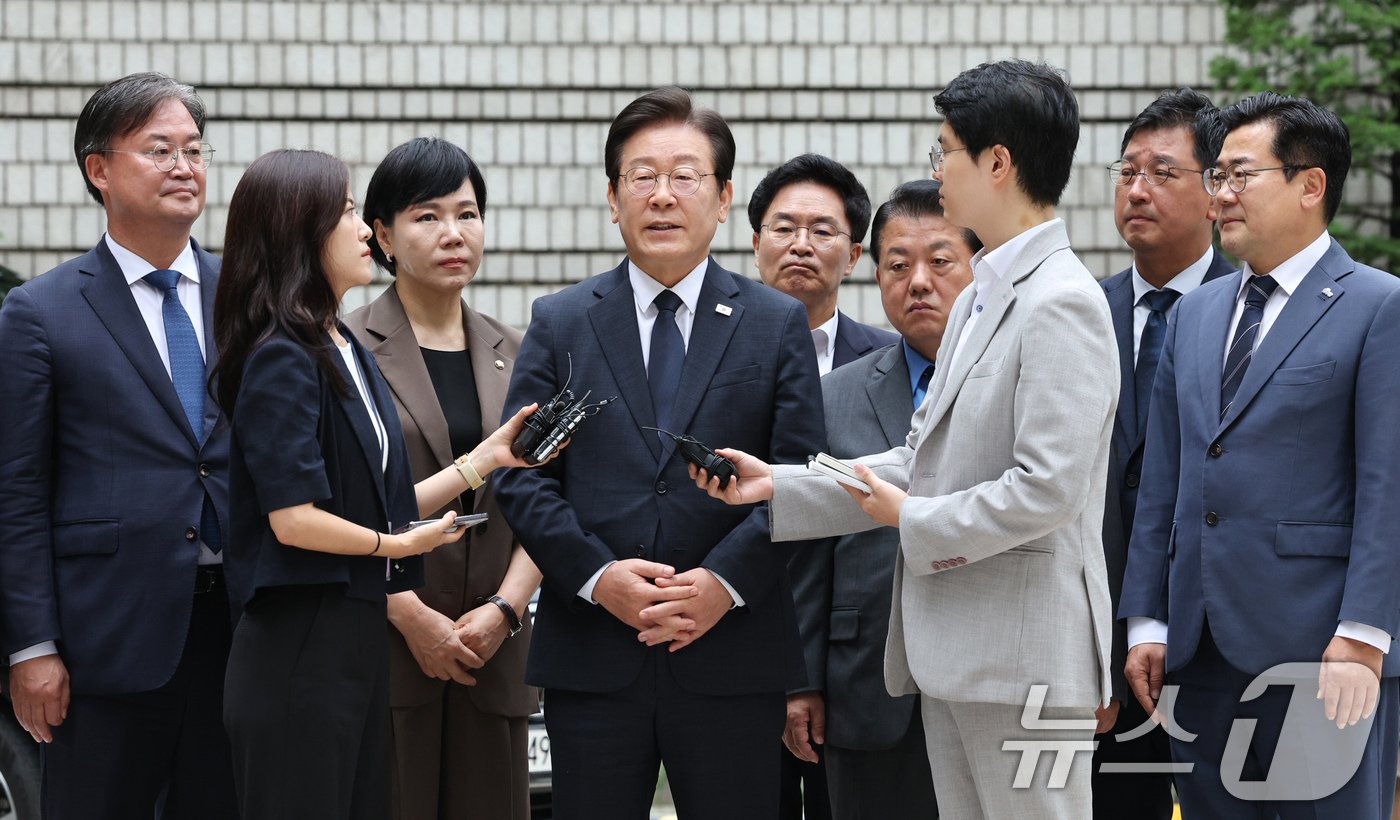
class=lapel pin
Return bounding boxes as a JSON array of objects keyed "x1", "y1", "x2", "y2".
[
  {"x1": 494, "y1": 359, "x2": 505, "y2": 370},
  {"x1": 715, "y1": 304, "x2": 732, "y2": 316},
  {"x1": 1320, "y1": 287, "x2": 1334, "y2": 300}
]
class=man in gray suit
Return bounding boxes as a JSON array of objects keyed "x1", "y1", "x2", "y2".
[
  {"x1": 694, "y1": 61, "x2": 1119, "y2": 818},
  {"x1": 784, "y1": 179, "x2": 977, "y2": 820}
]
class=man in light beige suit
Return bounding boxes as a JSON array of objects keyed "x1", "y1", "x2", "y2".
[{"x1": 693, "y1": 61, "x2": 1118, "y2": 818}]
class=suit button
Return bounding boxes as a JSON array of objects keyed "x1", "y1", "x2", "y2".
[
  {"x1": 198, "y1": 463, "x2": 211, "y2": 477},
  {"x1": 184, "y1": 527, "x2": 197, "y2": 542},
  {"x1": 1205, "y1": 512, "x2": 1219, "y2": 526},
  {"x1": 1125, "y1": 473, "x2": 1139, "y2": 488},
  {"x1": 1209, "y1": 443, "x2": 1223, "y2": 458},
  {"x1": 636, "y1": 545, "x2": 646, "y2": 557},
  {"x1": 655, "y1": 481, "x2": 668, "y2": 495},
  {"x1": 954, "y1": 557, "x2": 966, "y2": 566}
]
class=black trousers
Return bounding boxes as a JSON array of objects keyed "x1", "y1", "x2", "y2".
[
  {"x1": 778, "y1": 745, "x2": 832, "y2": 820},
  {"x1": 825, "y1": 708, "x2": 938, "y2": 820},
  {"x1": 223, "y1": 584, "x2": 390, "y2": 820},
  {"x1": 1091, "y1": 685, "x2": 1175, "y2": 820},
  {"x1": 545, "y1": 647, "x2": 785, "y2": 820},
  {"x1": 41, "y1": 568, "x2": 236, "y2": 820}
]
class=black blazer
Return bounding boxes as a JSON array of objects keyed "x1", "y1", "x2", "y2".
[
  {"x1": 494, "y1": 259, "x2": 826, "y2": 696},
  {"x1": 226, "y1": 327, "x2": 422, "y2": 617},
  {"x1": 0, "y1": 238, "x2": 229, "y2": 695}
]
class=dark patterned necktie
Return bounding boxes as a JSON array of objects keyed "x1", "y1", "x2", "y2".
[
  {"x1": 1134, "y1": 288, "x2": 1180, "y2": 434},
  {"x1": 648, "y1": 290, "x2": 685, "y2": 430},
  {"x1": 1220, "y1": 274, "x2": 1279, "y2": 420}
]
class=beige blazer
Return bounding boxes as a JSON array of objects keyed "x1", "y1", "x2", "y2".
[
  {"x1": 772, "y1": 220, "x2": 1118, "y2": 709},
  {"x1": 345, "y1": 284, "x2": 537, "y2": 717}
]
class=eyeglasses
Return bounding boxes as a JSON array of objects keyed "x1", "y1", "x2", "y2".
[
  {"x1": 1202, "y1": 163, "x2": 1313, "y2": 196},
  {"x1": 929, "y1": 145, "x2": 966, "y2": 173},
  {"x1": 99, "y1": 142, "x2": 215, "y2": 172},
  {"x1": 620, "y1": 167, "x2": 713, "y2": 197},
  {"x1": 761, "y1": 220, "x2": 852, "y2": 250},
  {"x1": 1108, "y1": 159, "x2": 1203, "y2": 187}
]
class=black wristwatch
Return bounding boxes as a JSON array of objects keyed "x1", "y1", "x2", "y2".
[{"x1": 478, "y1": 595, "x2": 523, "y2": 637}]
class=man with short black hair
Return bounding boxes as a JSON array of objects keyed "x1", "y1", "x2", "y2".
[
  {"x1": 0, "y1": 72, "x2": 235, "y2": 819},
  {"x1": 1122, "y1": 90, "x2": 1400, "y2": 820},
  {"x1": 495, "y1": 87, "x2": 825, "y2": 820},
  {"x1": 750, "y1": 154, "x2": 897, "y2": 379},
  {"x1": 1094, "y1": 87, "x2": 1233, "y2": 819}
]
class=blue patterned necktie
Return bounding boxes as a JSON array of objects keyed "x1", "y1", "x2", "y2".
[
  {"x1": 1220, "y1": 274, "x2": 1279, "y2": 421},
  {"x1": 648, "y1": 290, "x2": 685, "y2": 431},
  {"x1": 1134, "y1": 288, "x2": 1180, "y2": 434},
  {"x1": 144, "y1": 269, "x2": 221, "y2": 553},
  {"x1": 913, "y1": 364, "x2": 934, "y2": 410}
]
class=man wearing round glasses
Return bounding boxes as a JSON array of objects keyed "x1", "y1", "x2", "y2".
[
  {"x1": 0, "y1": 73, "x2": 234, "y2": 818},
  {"x1": 1122, "y1": 91, "x2": 1400, "y2": 819},
  {"x1": 494, "y1": 86, "x2": 825, "y2": 819},
  {"x1": 1094, "y1": 88, "x2": 1234, "y2": 820},
  {"x1": 749, "y1": 154, "x2": 897, "y2": 383}
]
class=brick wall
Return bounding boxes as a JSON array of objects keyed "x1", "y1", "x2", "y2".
[{"x1": 0, "y1": 0, "x2": 1233, "y2": 326}]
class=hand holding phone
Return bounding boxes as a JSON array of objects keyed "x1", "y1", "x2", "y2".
[{"x1": 393, "y1": 513, "x2": 488, "y2": 535}]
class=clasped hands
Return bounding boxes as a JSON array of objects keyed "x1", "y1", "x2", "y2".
[
  {"x1": 593, "y1": 559, "x2": 732, "y2": 651},
  {"x1": 687, "y1": 447, "x2": 907, "y2": 527},
  {"x1": 395, "y1": 596, "x2": 516, "y2": 685}
]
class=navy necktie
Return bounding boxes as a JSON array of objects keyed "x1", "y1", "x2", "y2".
[
  {"x1": 648, "y1": 290, "x2": 685, "y2": 431},
  {"x1": 1220, "y1": 274, "x2": 1280, "y2": 420},
  {"x1": 144, "y1": 270, "x2": 221, "y2": 553},
  {"x1": 913, "y1": 364, "x2": 934, "y2": 410},
  {"x1": 1134, "y1": 288, "x2": 1180, "y2": 435}
]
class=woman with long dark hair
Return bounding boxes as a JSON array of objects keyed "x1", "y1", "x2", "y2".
[
  {"x1": 344, "y1": 138, "x2": 540, "y2": 819},
  {"x1": 212, "y1": 148, "x2": 543, "y2": 819}
]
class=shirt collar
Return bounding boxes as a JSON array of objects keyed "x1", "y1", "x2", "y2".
[
  {"x1": 1131, "y1": 246, "x2": 1215, "y2": 304},
  {"x1": 1237, "y1": 230, "x2": 1330, "y2": 300},
  {"x1": 812, "y1": 311, "x2": 840, "y2": 359},
  {"x1": 105, "y1": 233, "x2": 200, "y2": 287},
  {"x1": 902, "y1": 339, "x2": 935, "y2": 396},
  {"x1": 629, "y1": 257, "x2": 709, "y2": 316},
  {"x1": 969, "y1": 218, "x2": 1062, "y2": 292}
]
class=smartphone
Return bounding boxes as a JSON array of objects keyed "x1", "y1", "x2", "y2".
[{"x1": 392, "y1": 513, "x2": 488, "y2": 535}]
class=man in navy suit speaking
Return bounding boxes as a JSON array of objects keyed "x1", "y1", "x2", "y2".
[
  {"x1": 0, "y1": 73, "x2": 235, "y2": 818},
  {"x1": 494, "y1": 87, "x2": 825, "y2": 820},
  {"x1": 1121, "y1": 92, "x2": 1400, "y2": 819}
]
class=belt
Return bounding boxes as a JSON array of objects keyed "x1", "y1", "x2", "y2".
[{"x1": 194, "y1": 565, "x2": 224, "y2": 595}]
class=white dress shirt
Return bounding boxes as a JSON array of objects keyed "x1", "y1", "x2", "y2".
[
  {"x1": 945, "y1": 219, "x2": 1060, "y2": 371},
  {"x1": 1130, "y1": 247, "x2": 1214, "y2": 363},
  {"x1": 577, "y1": 259, "x2": 745, "y2": 608},
  {"x1": 1127, "y1": 231, "x2": 1390, "y2": 655},
  {"x1": 810, "y1": 311, "x2": 839, "y2": 376}
]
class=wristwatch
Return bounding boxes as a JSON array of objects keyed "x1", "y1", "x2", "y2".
[{"x1": 477, "y1": 595, "x2": 523, "y2": 637}]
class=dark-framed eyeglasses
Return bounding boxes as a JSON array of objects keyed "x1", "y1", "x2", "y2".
[
  {"x1": 1108, "y1": 159, "x2": 1203, "y2": 188},
  {"x1": 98, "y1": 141, "x2": 214, "y2": 172},
  {"x1": 620, "y1": 167, "x2": 713, "y2": 197},
  {"x1": 1202, "y1": 163, "x2": 1314, "y2": 196},
  {"x1": 929, "y1": 145, "x2": 967, "y2": 173},
  {"x1": 761, "y1": 220, "x2": 852, "y2": 250}
]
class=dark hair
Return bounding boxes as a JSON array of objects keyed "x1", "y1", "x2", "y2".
[
  {"x1": 746, "y1": 154, "x2": 872, "y2": 243},
  {"x1": 74, "y1": 72, "x2": 207, "y2": 205},
  {"x1": 933, "y1": 60, "x2": 1079, "y2": 207},
  {"x1": 212, "y1": 149, "x2": 350, "y2": 414},
  {"x1": 604, "y1": 86, "x2": 734, "y2": 190},
  {"x1": 870, "y1": 180, "x2": 982, "y2": 264},
  {"x1": 363, "y1": 137, "x2": 489, "y2": 275},
  {"x1": 1120, "y1": 88, "x2": 1224, "y2": 172},
  {"x1": 1218, "y1": 91, "x2": 1351, "y2": 223}
]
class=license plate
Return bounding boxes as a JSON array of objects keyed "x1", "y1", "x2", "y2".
[{"x1": 527, "y1": 724, "x2": 551, "y2": 773}]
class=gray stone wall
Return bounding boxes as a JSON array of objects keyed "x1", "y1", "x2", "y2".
[{"x1": 0, "y1": 0, "x2": 1233, "y2": 326}]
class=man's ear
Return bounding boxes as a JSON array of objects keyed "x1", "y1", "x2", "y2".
[
  {"x1": 988, "y1": 144, "x2": 1014, "y2": 186},
  {"x1": 84, "y1": 152, "x2": 110, "y2": 201},
  {"x1": 717, "y1": 179, "x2": 734, "y2": 223},
  {"x1": 845, "y1": 243, "x2": 862, "y2": 278},
  {"x1": 1298, "y1": 167, "x2": 1328, "y2": 214},
  {"x1": 606, "y1": 180, "x2": 620, "y2": 225}
]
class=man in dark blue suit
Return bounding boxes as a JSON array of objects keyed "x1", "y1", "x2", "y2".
[
  {"x1": 1094, "y1": 88, "x2": 1232, "y2": 819},
  {"x1": 750, "y1": 154, "x2": 898, "y2": 384},
  {"x1": 0, "y1": 73, "x2": 235, "y2": 818},
  {"x1": 1121, "y1": 92, "x2": 1400, "y2": 819},
  {"x1": 494, "y1": 87, "x2": 825, "y2": 820}
]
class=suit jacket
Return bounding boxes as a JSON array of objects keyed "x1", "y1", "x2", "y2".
[
  {"x1": 832, "y1": 312, "x2": 898, "y2": 370},
  {"x1": 771, "y1": 221, "x2": 1119, "y2": 709},
  {"x1": 1099, "y1": 249, "x2": 1233, "y2": 702},
  {"x1": 790, "y1": 342, "x2": 924, "y2": 750},
  {"x1": 225, "y1": 327, "x2": 423, "y2": 618},
  {"x1": 345, "y1": 285, "x2": 537, "y2": 717},
  {"x1": 0, "y1": 238, "x2": 230, "y2": 694},
  {"x1": 1120, "y1": 239, "x2": 1400, "y2": 678},
  {"x1": 493, "y1": 258, "x2": 826, "y2": 695}
]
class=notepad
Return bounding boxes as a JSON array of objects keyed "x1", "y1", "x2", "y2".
[{"x1": 807, "y1": 452, "x2": 872, "y2": 493}]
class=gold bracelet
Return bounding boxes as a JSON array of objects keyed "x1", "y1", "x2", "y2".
[{"x1": 455, "y1": 453, "x2": 486, "y2": 490}]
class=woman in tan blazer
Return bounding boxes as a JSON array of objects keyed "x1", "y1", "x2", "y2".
[{"x1": 346, "y1": 138, "x2": 541, "y2": 820}]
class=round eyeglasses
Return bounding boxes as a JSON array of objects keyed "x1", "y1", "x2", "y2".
[
  {"x1": 1202, "y1": 163, "x2": 1312, "y2": 196},
  {"x1": 1108, "y1": 159, "x2": 1203, "y2": 187},
  {"x1": 99, "y1": 142, "x2": 214, "y2": 172},
  {"x1": 761, "y1": 220, "x2": 852, "y2": 250},
  {"x1": 620, "y1": 167, "x2": 713, "y2": 197},
  {"x1": 929, "y1": 145, "x2": 967, "y2": 173}
]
